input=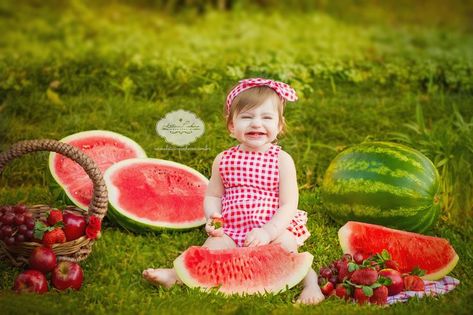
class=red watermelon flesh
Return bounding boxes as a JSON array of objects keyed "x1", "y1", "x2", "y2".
[
  {"x1": 49, "y1": 130, "x2": 147, "y2": 209},
  {"x1": 339, "y1": 221, "x2": 459, "y2": 280},
  {"x1": 174, "y1": 244, "x2": 313, "y2": 295},
  {"x1": 104, "y1": 158, "x2": 208, "y2": 231},
  {"x1": 109, "y1": 161, "x2": 206, "y2": 223}
]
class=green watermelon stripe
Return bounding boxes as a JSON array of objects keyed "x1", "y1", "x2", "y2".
[
  {"x1": 322, "y1": 194, "x2": 432, "y2": 214},
  {"x1": 352, "y1": 142, "x2": 438, "y2": 184},
  {"x1": 355, "y1": 142, "x2": 430, "y2": 164},
  {"x1": 323, "y1": 200, "x2": 433, "y2": 218},
  {"x1": 336, "y1": 151, "x2": 436, "y2": 187},
  {"x1": 332, "y1": 159, "x2": 427, "y2": 186},
  {"x1": 323, "y1": 178, "x2": 424, "y2": 199},
  {"x1": 407, "y1": 203, "x2": 440, "y2": 233},
  {"x1": 331, "y1": 169, "x2": 428, "y2": 196},
  {"x1": 349, "y1": 146, "x2": 424, "y2": 170}
]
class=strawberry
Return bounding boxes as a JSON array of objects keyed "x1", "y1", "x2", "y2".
[
  {"x1": 42, "y1": 228, "x2": 66, "y2": 247},
  {"x1": 354, "y1": 287, "x2": 370, "y2": 305},
  {"x1": 370, "y1": 285, "x2": 388, "y2": 305},
  {"x1": 335, "y1": 283, "x2": 351, "y2": 300},
  {"x1": 403, "y1": 275, "x2": 425, "y2": 291},
  {"x1": 211, "y1": 217, "x2": 224, "y2": 229},
  {"x1": 47, "y1": 209, "x2": 63, "y2": 226},
  {"x1": 369, "y1": 260, "x2": 381, "y2": 271},
  {"x1": 353, "y1": 252, "x2": 365, "y2": 264},
  {"x1": 384, "y1": 259, "x2": 399, "y2": 271},
  {"x1": 350, "y1": 268, "x2": 378, "y2": 286},
  {"x1": 321, "y1": 281, "x2": 334, "y2": 296}
]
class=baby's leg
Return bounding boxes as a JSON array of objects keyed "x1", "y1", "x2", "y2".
[
  {"x1": 143, "y1": 234, "x2": 236, "y2": 288},
  {"x1": 271, "y1": 230, "x2": 324, "y2": 305},
  {"x1": 202, "y1": 233, "x2": 237, "y2": 250}
]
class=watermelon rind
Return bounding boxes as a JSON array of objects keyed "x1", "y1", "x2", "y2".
[
  {"x1": 321, "y1": 141, "x2": 441, "y2": 233},
  {"x1": 104, "y1": 158, "x2": 208, "y2": 232},
  {"x1": 173, "y1": 244, "x2": 314, "y2": 295},
  {"x1": 338, "y1": 221, "x2": 459, "y2": 281},
  {"x1": 49, "y1": 130, "x2": 147, "y2": 210}
]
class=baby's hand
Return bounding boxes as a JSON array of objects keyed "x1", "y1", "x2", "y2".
[
  {"x1": 205, "y1": 212, "x2": 224, "y2": 237},
  {"x1": 244, "y1": 228, "x2": 271, "y2": 247}
]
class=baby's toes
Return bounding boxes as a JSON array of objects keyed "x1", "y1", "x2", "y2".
[{"x1": 142, "y1": 269, "x2": 155, "y2": 279}]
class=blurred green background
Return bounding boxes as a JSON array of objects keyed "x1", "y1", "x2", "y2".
[{"x1": 1, "y1": 0, "x2": 473, "y2": 314}]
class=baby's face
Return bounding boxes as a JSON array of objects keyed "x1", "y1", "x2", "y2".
[{"x1": 229, "y1": 97, "x2": 281, "y2": 152}]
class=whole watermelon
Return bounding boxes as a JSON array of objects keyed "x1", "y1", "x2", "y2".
[{"x1": 320, "y1": 141, "x2": 441, "y2": 233}]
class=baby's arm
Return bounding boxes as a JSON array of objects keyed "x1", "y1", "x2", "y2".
[
  {"x1": 263, "y1": 150, "x2": 298, "y2": 239},
  {"x1": 204, "y1": 152, "x2": 224, "y2": 219},
  {"x1": 204, "y1": 153, "x2": 225, "y2": 237}
]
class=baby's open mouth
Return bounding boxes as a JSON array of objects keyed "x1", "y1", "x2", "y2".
[{"x1": 246, "y1": 131, "x2": 266, "y2": 136}]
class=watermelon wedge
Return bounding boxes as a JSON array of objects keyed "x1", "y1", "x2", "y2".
[
  {"x1": 104, "y1": 158, "x2": 208, "y2": 232},
  {"x1": 49, "y1": 130, "x2": 147, "y2": 210},
  {"x1": 174, "y1": 244, "x2": 313, "y2": 295},
  {"x1": 338, "y1": 221, "x2": 459, "y2": 280}
]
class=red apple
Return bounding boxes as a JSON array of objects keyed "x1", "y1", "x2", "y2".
[
  {"x1": 63, "y1": 212, "x2": 86, "y2": 241},
  {"x1": 51, "y1": 261, "x2": 83, "y2": 290},
  {"x1": 379, "y1": 268, "x2": 403, "y2": 296},
  {"x1": 13, "y1": 270, "x2": 48, "y2": 294},
  {"x1": 29, "y1": 246, "x2": 57, "y2": 273}
]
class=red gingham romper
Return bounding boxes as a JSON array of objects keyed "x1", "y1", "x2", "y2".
[{"x1": 219, "y1": 144, "x2": 310, "y2": 247}]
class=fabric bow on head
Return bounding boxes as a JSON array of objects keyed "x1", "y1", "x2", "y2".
[{"x1": 225, "y1": 78, "x2": 298, "y2": 113}]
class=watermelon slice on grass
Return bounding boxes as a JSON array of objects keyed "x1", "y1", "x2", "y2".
[
  {"x1": 174, "y1": 244, "x2": 313, "y2": 295},
  {"x1": 104, "y1": 158, "x2": 208, "y2": 232},
  {"x1": 49, "y1": 130, "x2": 147, "y2": 210},
  {"x1": 339, "y1": 221, "x2": 459, "y2": 280}
]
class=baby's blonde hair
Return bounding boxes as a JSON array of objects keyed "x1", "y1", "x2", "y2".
[{"x1": 225, "y1": 86, "x2": 286, "y2": 135}]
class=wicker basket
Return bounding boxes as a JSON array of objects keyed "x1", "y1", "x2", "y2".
[{"x1": 0, "y1": 139, "x2": 108, "y2": 266}]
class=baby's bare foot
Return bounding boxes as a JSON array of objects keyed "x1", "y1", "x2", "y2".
[
  {"x1": 142, "y1": 268, "x2": 179, "y2": 289},
  {"x1": 296, "y1": 285, "x2": 325, "y2": 305}
]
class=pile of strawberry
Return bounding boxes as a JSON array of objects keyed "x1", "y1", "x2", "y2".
[
  {"x1": 34, "y1": 209, "x2": 102, "y2": 246},
  {"x1": 318, "y1": 250, "x2": 425, "y2": 305}
]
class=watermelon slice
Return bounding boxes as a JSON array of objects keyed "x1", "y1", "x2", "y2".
[
  {"x1": 173, "y1": 244, "x2": 313, "y2": 295},
  {"x1": 104, "y1": 158, "x2": 208, "y2": 232},
  {"x1": 49, "y1": 130, "x2": 147, "y2": 210},
  {"x1": 338, "y1": 221, "x2": 459, "y2": 280}
]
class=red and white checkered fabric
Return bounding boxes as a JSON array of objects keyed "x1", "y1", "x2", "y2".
[
  {"x1": 225, "y1": 78, "x2": 298, "y2": 114},
  {"x1": 219, "y1": 144, "x2": 310, "y2": 247},
  {"x1": 387, "y1": 276, "x2": 460, "y2": 305}
]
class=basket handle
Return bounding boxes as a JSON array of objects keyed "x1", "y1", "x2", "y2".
[{"x1": 0, "y1": 139, "x2": 108, "y2": 219}]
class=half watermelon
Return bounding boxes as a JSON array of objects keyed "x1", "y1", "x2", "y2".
[
  {"x1": 174, "y1": 244, "x2": 313, "y2": 295},
  {"x1": 339, "y1": 221, "x2": 459, "y2": 280},
  {"x1": 49, "y1": 130, "x2": 147, "y2": 210},
  {"x1": 104, "y1": 158, "x2": 208, "y2": 232}
]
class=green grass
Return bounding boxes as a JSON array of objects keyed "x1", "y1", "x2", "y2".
[{"x1": 1, "y1": 1, "x2": 473, "y2": 314}]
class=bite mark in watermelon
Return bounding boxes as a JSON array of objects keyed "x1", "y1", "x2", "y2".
[
  {"x1": 104, "y1": 158, "x2": 208, "y2": 232},
  {"x1": 49, "y1": 130, "x2": 147, "y2": 209},
  {"x1": 338, "y1": 221, "x2": 459, "y2": 280},
  {"x1": 173, "y1": 244, "x2": 313, "y2": 295}
]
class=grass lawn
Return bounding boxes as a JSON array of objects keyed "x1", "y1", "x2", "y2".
[{"x1": 1, "y1": 1, "x2": 473, "y2": 314}]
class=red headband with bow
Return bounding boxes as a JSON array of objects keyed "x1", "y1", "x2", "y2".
[{"x1": 225, "y1": 78, "x2": 298, "y2": 113}]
